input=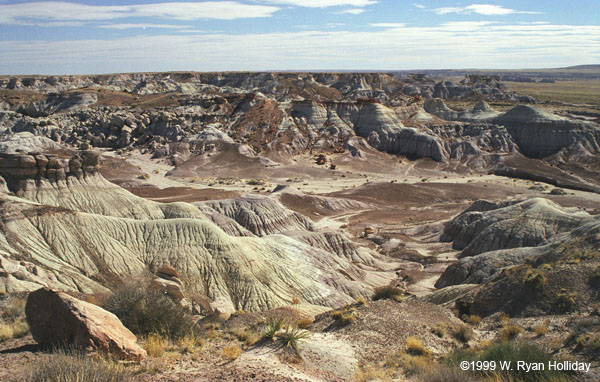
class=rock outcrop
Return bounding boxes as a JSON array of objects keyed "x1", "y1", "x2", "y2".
[
  {"x1": 25, "y1": 288, "x2": 146, "y2": 361},
  {"x1": 441, "y1": 198, "x2": 591, "y2": 258}
]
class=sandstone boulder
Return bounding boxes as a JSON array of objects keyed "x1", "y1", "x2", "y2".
[{"x1": 25, "y1": 288, "x2": 146, "y2": 361}]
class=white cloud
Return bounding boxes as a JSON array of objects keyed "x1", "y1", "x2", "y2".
[
  {"x1": 433, "y1": 4, "x2": 541, "y2": 16},
  {"x1": 370, "y1": 23, "x2": 405, "y2": 28},
  {"x1": 338, "y1": 8, "x2": 366, "y2": 15},
  {"x1": 98, "y1": 23, "x2": 190, "y2": 30},
  {"x1": 413, "y1": 4, "x2": 426, "y2": 9},
  {"x1": 260, "y1": 0, "x2": 376, "y2": 7},
  {"x1": 0, "y1": 1, "x2": 280, "y2": 25},
  {"x1": 1, "y1": 21, "x2": 597, "y2": 74}
]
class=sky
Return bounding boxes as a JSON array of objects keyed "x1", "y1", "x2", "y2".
[{"x1": 0, "y1": 0, "x2": 598, "y2": 74}]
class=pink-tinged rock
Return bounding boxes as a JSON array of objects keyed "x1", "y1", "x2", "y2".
[{"x1": 25, "y1": 288, "x2": 146, "y2": 361}]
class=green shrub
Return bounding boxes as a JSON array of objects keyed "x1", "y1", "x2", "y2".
[
  {"x1": 278, "y1": 326, "x2": 310, "y2": 350},
  {"x1": 478, "y1": 342, "x2": 571, "y2": 382},
  {"x1": 26, "y1": 350, "x2": 130, "y2": 382},
  {"x1": 103, "y1": 285, "x2": 196, "y2": 339},
  {"x1": 263, "y1": 316, "x2": 286, "y2": 340}
]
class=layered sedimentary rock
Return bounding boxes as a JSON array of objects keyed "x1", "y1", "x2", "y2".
[
  {"x1": 441, "y1": 198, "x2": 591, "y2": 258},
  {"x1": 0, "y1": 151, "x2": 396, "y2": 311},
  {"x1": 437, "y1": 198, "x2": 598, "y2": 290}
]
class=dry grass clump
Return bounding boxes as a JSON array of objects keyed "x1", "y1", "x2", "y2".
[
  {"x1": 296, "y1": 318, "x2": 314, "y2": 329},
  {"x1": 0, "y1": 296, "x2": 29, "y2": 341},
  {"x1": 555, "y1": 289, "x2": 578, "y2": 312},
  {"x1": 466, "y1": 315, "x2": 482, "y2": 325},
  {"x1": 372, "y1": 285, "x2": 403, "y2": 301},
  {"x1": 230, "y1": 327, "x2": 261, "y2": 346},
  {"x1": 452, "y1": 324, "x2": 474, "y2": 343},
  {"x1": 330, "y1": 305, "x2": 359, "y2": 325},
  {"x1": 355, "y1": 363, "x2": 392, "y2": 382},
  {"x1": 405, "y1": 337, "x2": 431, "y2": 356},
  {"x1": 431, "y1": 322, "x2": 448, "y2": 338},
  {"x1": 534, "y1": 323, "x2": 549, "y2": 336},
  {"x1": 523, "y1": 269, "x2": 547, "y2": 289},
  {"x1": 143, "y1": 333, "x2": 169, "y2": 357},
  {"x1": 499, "y1": 324, "x2": 524, "y2": 342},
  {"x1": 222, "y1": 344, "x2": 242, "y2": 361},
  {"x1": 498, "y1": 313, "x2": 511, "y2": 323},
  {"x1": 355, "y1": 295, "x2": 369, "y2": 307},
  {"x1": 25, "y1": 350, "x2": 130, "y2": 382}
]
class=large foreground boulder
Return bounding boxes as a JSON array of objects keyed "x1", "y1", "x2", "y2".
[{"x1": 25, "y1": 288, "x2": 146, "y2": 361}]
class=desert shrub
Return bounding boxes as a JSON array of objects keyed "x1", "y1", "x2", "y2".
[
  {"x1": 1, "y1": 296, "x2": 26, "y2": 322},
  {"x1": 555, "y1": 289, "x2": 578, "y2": 312},
  {"x1": 231, "y1": 327, "x2": 261, "y2": 346},
  {"x1": 278, "y1": 326, "x2": 310, "y2": 350},
  {"x1": 176, "y1": 334, "x2": 203, "y2": 354},
  {"x1": 246, "y1": 178, "x2": 265, "y2": 186},
  {"x1": 355, "y1": 295, "x2": 369, "y2": 306},
  {"x1": 405, "y1": 337, "x2": 431, "y2": 356},
  {"x1": 385, "y1": 350, "x2": 433, "y2": 376},
  {"x1": 0, "y1": 296, "x2": 29, "y2": 341},
  {"x1": 103, "y1": 285, "x2": 196, "y2": 339},
  {"x1": 452, "y1": 324, "x2": 474, "y2": 343},
  {"x1": 498, "y1": 313, "x2": 511, "y2": 323},
  {"x1": 296, "y1": 318, "x2": 313, "y2": 329},
  {"x1": 263, "y1": 316, "x2": 286, "y2": 340},
  {"x1": 523, "y1": 269, "x2": 547, "y2": 289},
  {"x1": 0, "y1": 323, "x2": 12, "y2": 342},
  {"x1": 575, "y1": 333, "x2": 600, "y2": 354},
  {"x1": 222, "y1": 344, "x2": 242, "y2": 361},
  {"x1": 431, "y1": 323, "x2": 447, "y2": 338},
  {"x1": 330, "y1": 305, "x2": 359, "y2": 325},
  {"x1": 534, "y1": 323, "x2": 549, "y2": 336},
  {"x1": 499, "y1": 324, "x2": 523, "y2": 342},
  {"x1": 372, "y1": 285, "x2": 403, "y2": 301},
  {"x1": 26, "y1": 350, "x2": 130, "y2": 382},
  {"x1": 466, "y1": 315, "x2": 482, "y2": 325},
  {"x1": 143, "y1": 333, "x2": 169, "y2": 357}
]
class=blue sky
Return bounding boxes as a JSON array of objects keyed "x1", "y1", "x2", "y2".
[{"x1": 0, "y1": 0, "x2": 598, "y2": 74}]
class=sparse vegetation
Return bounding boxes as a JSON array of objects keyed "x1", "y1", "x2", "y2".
[
  {"x1": 466, "y1": 315, "x2": 482, "y2": 325},
  {"x1": 221, "y1": 344, "x2": 242, "y2": 361},
  {"x1": 452, "y1": 324, "x2": 474, "y2": 343},
  {"x1": 263, "y1": 316, "x2": 286, "y2": 340},
  {"x1": 555, "y1": 289, "x2": 578, "y2": 312},
  {"x1": 330, "y1": 305, "x2": 359, "y2": 325},
  {"x1": 534, "y1": 323, "x2": 549, "y2": 336},
  {"x1": 498, "y1": 324, "x2": 524, "y2": 342},
  {"x1": 25, "y1": 350, "x2": 131, "y2": 382},
  {"x1": 143, "y1": 333, "x2": 169, "y2": 357},
  {"x1": 296, "y1": 318, "x2": 313, "y2": 329},
  {"x1": 278, "y1": 326, "x2": 310, "y2": 350},
  {"x1": 103, "y1": 283, "x2": 197, "y2": 339},
  {"x1": 405, "y1": 336, "x2": 431, "y2": 356},
  {"x1": 0, "y1": 296, "x2": 29, "y2": 341},
  {"x1": 523, "y1": 269, "x2": 548, "y2": 289},
  {"x1": 230, "y1": 327, "x2": 261, "y2": 346},
  {"x1": 372, "y1": 285, "x2": 403, "y2": 301}
]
